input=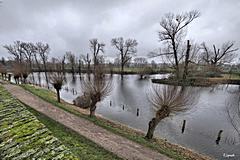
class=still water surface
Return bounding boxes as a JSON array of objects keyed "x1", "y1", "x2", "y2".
[{"x1": 24, "y1": 73, "x2": 240, "y2": 159}]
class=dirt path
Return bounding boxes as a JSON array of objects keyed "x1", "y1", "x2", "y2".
[{"x1": 3, "y1": 84, "x2": 171, "y2": 160}]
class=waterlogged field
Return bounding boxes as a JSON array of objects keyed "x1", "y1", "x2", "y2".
[{"x1": 0, "y1": 85, "x2": 77, "y2": 160}]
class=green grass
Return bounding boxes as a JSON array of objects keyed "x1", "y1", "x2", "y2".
[
  {"x1": 0, "y1": 84, "x2": 122, "y2": 160},
  {"x1": 26, "y1": 105, "x2": 122, "y2": 160},
  {"x1": 222, "y1": 73, "x2": 240, "y2": 79},
  {"x1": 21, "y1": 84, "x2": 209, "y2": 160},
  {"x1": 0, "y1": 85, "x2": 78, "y2": 160}
]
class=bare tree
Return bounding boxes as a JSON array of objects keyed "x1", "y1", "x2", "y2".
[
  {"x1": 12, "y1": 62, "x2": 27, "y2": 84},
  {"x1": 89, "y1": 39, "x2": 105, "y2": 70},
  {"x1": 51, "y1": 57, "x2": 58, "y2": 71},
  {"x1": 36, "y1": 42, "x2": 50, "y2": 88},
  {"x1": 20, "y1": 42, "x2": 37, "y2": 82},
  {"x1": 111, "y1": 37, "x2": 138, "y2": 77},
  {"x1": 201, "y1": 41, "x2": 238, "y2": 67},
  {"x1": 0, "y1": 63, "x2": 7, "y2": 80},
  {"x1": 49, "y1": 64, "x2": 65, "y2": 103},
  {"x1": 78, "y1": 56, "x2": 83, "y2": 78},
  {"x1": 151, "y1": 60, "x2": 157, "y2": 69},
  {"x1": 80, "y1": 67, "x2": 112, "y2": 117},
  {"x1": 61, "y1": 55, "x2": 66, "y2": 74},
  {"x1": 182, "y1": 40, "x2": 191, "y2": 80},
  {"x1": 114, "y1": 57, "x2": 120, "y2": 66},
  {"x1": 157, "y1": 10, "x2": 200, "y2": 78},
  {"x1": 134, "y1": 57, "x2": 149, "y2": 79},
  {"x1": 3, "y1": 41, "x2": 33, "y2": 83},
  {"x1": 145, "y1": 85, "x2": 196, "y2": 139},
  {"x1": 66, "y1": 51, "x2": 76, "y2": 77},
  {"x1": 3, "y1": 41, "x2": 24, "y2": 63},
  {"x1": 182, "y1": 41, "x2": 201, "y2": 80},
  {"x1": 134, "y1": 57, "x2": 147, "y2": 67},
  {"x1": 33, "y1": 51, "x2": 42, "y2": 85},
  {"x1": 82, "y1": 53, "x2": 91, "y2": 74}
]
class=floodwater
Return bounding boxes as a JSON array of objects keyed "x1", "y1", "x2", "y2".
[{"x1": 23, "y1": 73, "x2": 240, "y2": 159}]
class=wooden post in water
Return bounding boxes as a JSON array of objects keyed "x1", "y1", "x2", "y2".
[
  {"x1": 136, "y1": 108, "x2": 139, "y2": 116},
  {"x1": 8, "y1": 74, "x2": 11, "y2": 81},
  {"x1": 181, "y1": 120, "x2": 186, "y2": 133},
  {"x1": 122, "y1": 105, "x2": 124, "y2": 110},
  {"x1": 216, "y1": 130, "x2": 223, "y2": 145}
]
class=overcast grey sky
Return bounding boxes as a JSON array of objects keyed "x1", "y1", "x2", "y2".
[{"x1": 0, "y1": 0, "x2": 239, "y2": 60}]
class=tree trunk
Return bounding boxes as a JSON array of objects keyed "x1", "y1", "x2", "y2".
[
  {"x1": 31, "y1": 72, "x2": 35, "y2": 83},
  {"x1": 89, "y1": 105, "x2": 97, "y2": 117},
  {"x1": 88, "y1": 62, "x2": 91, "y2": 74},
  {"x1": 121, "y1": 62, "x2": 124, "y2": 79},
  {"x1": 183, "y1": 40, "x2": 191, "y2": 80},
  {"x1": 172, "y1": 40, "x2": 179, "y2": 79},
  {"x1": 29, "y1": 62, "x2": 35, "y2": 83},
  {"x1": 62, "y1": 62, "x2": 65, "y2": 74},
  {"x1": 71, "y1": 66, "x2": 75, "y2": 77},
  {"x1": 43, "y1": 62, "x2": 49, "y2": 88},
  {"x1": 145, "y1": 118, "x2": 160, "y2": 139},
  {"x1": 78, "y1": 62, "x2": 81, "y2": 78},
  {"x1": 37, "y1": 72, "x2": 41, "y2": 86},
  {"x1": 56, "y1": 89, "x2": 60, "y2": 103}
]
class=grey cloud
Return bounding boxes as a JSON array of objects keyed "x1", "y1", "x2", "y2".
[{"x1": 0, "y1": 0, "x2": 239, "y2": 59}]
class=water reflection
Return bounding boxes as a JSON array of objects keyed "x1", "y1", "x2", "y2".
[{"x1": 225, "y1": 87, "x2": 240, "y2": 145}]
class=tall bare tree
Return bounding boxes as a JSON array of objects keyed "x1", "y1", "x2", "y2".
[
  {"x1": 134, "y1": 57, "x2": 149, "y2": 79},
  {"x1": 61, "y1": 55, "x2": 66, "y2": 74},
  {"x1": 80, "y1": 67, "x2": 112, "y2": 117},
  {"x1": 3, "y1": 41, "x2": 24, "y2": 63},
  {"x1": 201, "y1": 41, "x2": 238, "y2": 67},
  {"x1": 66, "y1": 51, "x2": 76, "y2": 77},
  {"x1": 145, "y1": 85, "x2": 196, "y2": 139},
  {"x1": 4, "y1": 41, "x2": 31, "y2": 83},
  {"x1": 36, "y1": 42, "x2": 50, "y2": 88},
  {"x1": 182, "y1": 40, "x2": 191, "y2": 80},
  {"x1": 33, "y1": 51, "x2": 42, "y2": 85},
  {"x1": 78, "y1": 56, "x2": 83, "y2": 78},
  {"x1": 89, "y1": 39, "x2": 105, "y2": 70},
  {"x1": 82, "y1": 53, "x2": 91, "y2": 74},
  {"x1": 134, "y1": 57, "x2": 147, "y2": 67},
  {"x1": 111, "y1": 37, "x2": 138, "y2": 77},
  {"x1": 20, "y1": 42, "x2": 37, "y2": 82},
  {"x1": 157, "y1": 10, "x2": 200, "y2": 78}
]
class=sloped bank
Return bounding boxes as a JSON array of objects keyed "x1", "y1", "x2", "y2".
[{"x1": 0, "y1": 85, "x2": 77, "y2": 160}]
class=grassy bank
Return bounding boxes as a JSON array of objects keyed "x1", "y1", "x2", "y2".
[
  {"x1": 0, "y1": 85, "x2": 78, "y2": 160},
  {"x1": 21, "y1": 84, "x2": 212, "y2": 160},
  {"x1": 152, "y1": 75, "x2": 240, "y2": 87},
  {"x1": 0, "y1": 84, "x2": 121, "y2": 160},
  {"x1": 26, "y1": 105, "x2": 122, "y2": 160}
]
